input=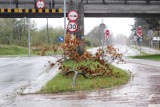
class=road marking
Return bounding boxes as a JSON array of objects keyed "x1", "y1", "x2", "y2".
[{"x1": 149, "y1": 94, "x2": 154, "y2": 100}]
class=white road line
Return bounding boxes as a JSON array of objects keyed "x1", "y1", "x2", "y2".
[{"x1": 149, "y1": 94, "x2": 154, "y2": 101}]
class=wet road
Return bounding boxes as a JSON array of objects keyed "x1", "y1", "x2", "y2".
[
  {"x1": 10, "y1": 46, "x2": 160, "y2": 107},
  {"x1": 1, "y1": 46, "x2": 160, "y2": 107},
  {"x1": 0, "y1": 56, "x2": 58, "y2": 107},
  {"x1": 10, "y1": 58, "x2": 160, "y2": 107}
]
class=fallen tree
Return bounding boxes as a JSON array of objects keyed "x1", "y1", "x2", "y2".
[{"x1": 43, "y1": 33, "x2": 125, "y2": 88}]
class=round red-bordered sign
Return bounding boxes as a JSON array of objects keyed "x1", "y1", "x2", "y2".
[
  {"x1": 105, "y1": 29, "x2": 110, "y2": 38},
  {"x1": 137, "y1": 26, "x2": 143, "y2": 37},
  {"x1": 68, "y1": 10, "x2": 79, "y2": 21},
  {"x1": 67, "y1": 21, "x2": 78, "y2": 32},
  {"x1": 36, "y1": 0, "x2": 45, "y2": 9}
]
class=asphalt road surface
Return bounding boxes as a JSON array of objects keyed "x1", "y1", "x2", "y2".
[
  {"x1": 0, "y1": 45, "x2": 160, "y2": 107},
  {"x1": 0, "y1": 56, "x2": 58, "y2": 107}
]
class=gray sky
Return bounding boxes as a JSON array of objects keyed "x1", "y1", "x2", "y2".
[{"x1": 32, "y1": 18, "x2": 134, "y2": 37}]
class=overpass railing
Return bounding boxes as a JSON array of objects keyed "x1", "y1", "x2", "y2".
[
  {"x1": 85, "y1": 0, "x2": 160, "y2": 4},
  {"x1": 0, "y1": 0, "x2": 160, "y2": 9}
]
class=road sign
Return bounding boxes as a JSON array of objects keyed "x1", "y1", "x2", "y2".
[
  {"x1": 99, "y1": 23, "x2": 106, "y2": 30},
  {"x1": 137, "y1": 26, "x2": 143, "y2": 37},
  {"x1": 147, "y1": 30, "x2": 153, "y2": 37},
  {"x1": 67, "y1": 21, "x2": 78, "y2": 32},
  {"x1": 58, "y1": 36, "x2": 64, "y2": 42},
  {"x1": 36, "y1": 0, "x2": 45, "y2": 9},
  {"x1": 134, "y1": 36, "x2": 137, "y2": 42},
  {"x1": 68, "y1": 10, "x2": 79, "y2": 21},
  {"x1": 105, "y1": 29, "x2": 110, "y2": 38}
]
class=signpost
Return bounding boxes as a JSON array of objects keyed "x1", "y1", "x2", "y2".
[
  {"x1": 68, "y1": 10, "x2": 79, "y2": 21},
  {"x1": 36, "y1": 0, "x2": 45, "y2": 9},
  {"x1": 67, "y1": 21, "x2": 78, "y2": 32},
  {"x1": 99, "y1": 22, "x2": 106, "y2": 49},
  {"x1": 137, "y1": 26, "x2": 143, "y2": 55}
]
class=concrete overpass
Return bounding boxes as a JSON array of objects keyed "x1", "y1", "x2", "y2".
[{"x1": 0, "y1": 0, "x2": 160, "y2": 18}]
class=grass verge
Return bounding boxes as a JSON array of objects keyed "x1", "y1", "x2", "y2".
[
  {"x1": 0, "y1": 45, "x2": 28, "y2": 55},
  {"x1": 130, "y1": 45, "x2": 148, "y2": 55},
  {"x1": 130, "y1": 54, "x2": 160, "y2": 61},
  {"x1": 39, "y1": 60, "x2": 130, "y2": 94}
]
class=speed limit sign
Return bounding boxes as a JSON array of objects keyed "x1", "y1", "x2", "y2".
[
  {"x1": 67, "y1": 22, "x2": 78, "y2": 32},
  {"x1": 36, "y1": 0, "x2": 45, "y2": 9}
]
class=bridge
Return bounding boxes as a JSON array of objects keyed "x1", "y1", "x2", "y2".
[{"x1": 0, "y1": 0, "x2": 160, "y2": 18}]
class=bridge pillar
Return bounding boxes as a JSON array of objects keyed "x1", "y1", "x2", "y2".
[{"x1": 68, "y1": 1, "x2": 84, "y2": 55}]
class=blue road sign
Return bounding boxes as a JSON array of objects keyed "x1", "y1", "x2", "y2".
[{"x1": 58, "y1": 36, "x2": 64, "y2": 42}]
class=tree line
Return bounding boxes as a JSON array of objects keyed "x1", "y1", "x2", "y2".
[{"x1": 0, "y1": 18, "x2": 64, "y2": 47}]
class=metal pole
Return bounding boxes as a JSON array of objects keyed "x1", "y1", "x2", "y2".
[
  {"x1": 158, "y1": 29, "x2": 160, "y2": 48},
  {"x1": 101, "y1": 19, "x2": 104, "y2": 50},
  {"x1": 10, "y1": 0, "x2": 11, "y2": 8},
  {"x1": 140, "y1": 41, "x2": 141, "y2": 55},
  {"x1": 26, "y1": 0, "x2": 28, "y2": 8},
  {"x1": 64, "y1": 0, "x2": 66, "y2": 42},
  {"x1": 28, "y1": 18, "x2": 31, "y2": 56},
  {"x1": 51, "y1": 0, "x2": 53, "y2": 8},
  {"x1": 47, "y1": 18, "x2": 50, "y2": 44}
]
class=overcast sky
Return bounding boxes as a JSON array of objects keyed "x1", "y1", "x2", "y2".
[{"x1": 32, "y1": 17, "x2": 134, "y2": 37}]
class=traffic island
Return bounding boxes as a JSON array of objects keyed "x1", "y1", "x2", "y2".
[{"x1": 39, "y1": 63, "x2": 130, "y2": 94}]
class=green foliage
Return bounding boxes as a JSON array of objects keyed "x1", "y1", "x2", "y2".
[
  {"x1": 0, "y1": 18, "x2": 33, "y2": 46},
  {"x1": 85, "y1": 39, "x2": 91, "y2": 47},
  {"x1": 0, "y1": 18, "x2": 64, "y2": 48},
  {"x1": 86, "y1": 26, "x2": 100, "y2": 47}
]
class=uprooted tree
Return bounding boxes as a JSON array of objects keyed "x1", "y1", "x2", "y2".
[{"x1": 41, "y1": 33, "x2": 125, "y2": 87}]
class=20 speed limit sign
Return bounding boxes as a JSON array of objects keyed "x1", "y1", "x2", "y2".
[{"x1": 67, "y1": 22, "x2": 78, "y2": 32}]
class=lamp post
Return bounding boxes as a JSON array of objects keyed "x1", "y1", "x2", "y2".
[
  {"x1": 28, "y1": 18, "x2": 31, "y2": 57},
  {"x1": 64, "y1": 0, "x2": 66, "y2": 42}
]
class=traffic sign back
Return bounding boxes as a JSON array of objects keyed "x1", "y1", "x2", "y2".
[{"x1": 99, "y1": 23, "x2": 106, "y2": 30}]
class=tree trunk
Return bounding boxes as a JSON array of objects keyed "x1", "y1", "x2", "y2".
[{"x1": 68, "y1": 1, "x2": 84, "y2": 55}]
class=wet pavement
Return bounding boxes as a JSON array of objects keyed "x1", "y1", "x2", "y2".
[
  {"x1": 10, "y1": 58, "x2": 160, "y2": 107},
  {"x1": 0, "y1": 56, "x2": 58, "y2": 107},
  {"x1": 1, "y1": 46, "x2": 160, "y2": 107}
]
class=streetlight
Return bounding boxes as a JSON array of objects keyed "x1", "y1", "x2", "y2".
[
  {"x1": 64, "y1": 0, "x2": 66, "y2": 42},
  {"x1": 27, "y1": 18, "x2": 31, "y2": 57}
]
